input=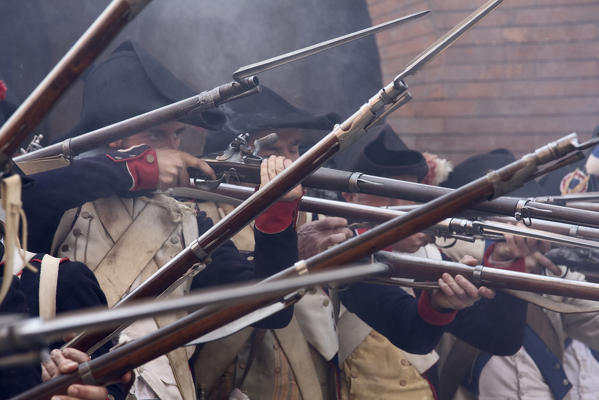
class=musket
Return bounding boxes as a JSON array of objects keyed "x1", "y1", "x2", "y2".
[
  {"x1": 66, "y1": 1, "x2": 500, "y2": 354},
  {"x1": 172, "y1": 183, "x2": 599, "y2": 251},
  {"x1": 0, "y1": 0, "x2": 152, "y2": 170},
  {"x1": 544, "y1": 247, "x2": 599, "y2": 273},
  {"x1": 371, "y1": 250, "x2": 599, "y2": 301},
  {"x1": 195, "y1": 147, "x2": 599, "y2": 229},
  {"x1": 16, "y1": 195, "x2": 599, "y2": 400},
  {"x1": 13, "y1": 11, "x2": 429, "y2": 168},
  {"x1": 13, "y1": 77, "x2": 260, "y2": 170},
  {"x1": 18, "y1": 129, "x2": 599, "y2": 398},
  {"x1": 488, "y1": 215, "x2": 599, "y2": 242},
  {"x1": 0, "y1": 264, "x2": 388, "y2": 364},
  {"x1": 561, "y1": 202, "x2": 599, "y2": 213},
  {"x1": 534, "y1": 192, "x2": 599, "y2": 205}
]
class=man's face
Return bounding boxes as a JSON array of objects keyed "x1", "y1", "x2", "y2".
[
  {"x1": 111, "y1": 121, "x2": 196, "y2": 150},
  {"x1": 343, "y1": 174, "x2": 418, "y2": 207},
  {"x1": 251, "y1": 128, "x2": 300, "y2": 161}
]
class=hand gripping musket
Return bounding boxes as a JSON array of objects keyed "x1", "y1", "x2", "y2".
[
  {"x1": 0, "y1": 0, "x2": 152, "y2": 171},
  {"x1": 65, "y1": 1, "x2": 502, "y2": 355},
  {"x1": 13, "y1": 77, "x2": 259, "y2": 171},
  {"x1": 371, "y1": 250, "x2": 599, "y2": 303},
  {"x1": 13, "y1": 10, "x2": 429, "y2": 170},
  {"x1": 0, "y1": 264, "x2": 388, "y2": 367},
  {"x1": 197, "y1": 142, "x2": 599, "y2": 229},
  {"x1": 15, "y1": 134, "x2": 599, "y2": 400},
  {"x1": 172, "y1": 183, "x2": 599, "y2": 251}
]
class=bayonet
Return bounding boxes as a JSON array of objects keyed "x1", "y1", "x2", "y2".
[
  {"x1": 233, "y1": 10, "x2": 431, "y2": 81},
  {"x1": 394, "y1": 0, "x2": 503, "y2": 83}
]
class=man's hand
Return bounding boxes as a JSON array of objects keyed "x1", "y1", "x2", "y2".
[
  {"x1": 42, "y1": 348, "x2": 131, "y2": 400},
  {"x1": 298, "y1": 217, "x2": 353, "y2": 259},
  {"x1": 391, "y1": 232, "x2": 434, "y2": 254},
  {"x1": 430, "y1": 255, "x2": 495, "y2": 311},
  {"x1": 260, "y1": 155, "x2": 303, "y2": 201},
  {"x1": 490, "y1": 233, "x2": 560, "y2": 275},
  {"x1": 155, "y1": 148, "x2": 215, "y2": 189}
]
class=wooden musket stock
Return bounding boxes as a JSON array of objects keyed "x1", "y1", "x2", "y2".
[
  {"x1": 19, "y1": 133, "x2": 585, "y2": 399},
  {"x1": 66, "y1": 39, "x2": 413, "y2": 352},
  {"x1": 15, "y1": 135, "x2": 595, "y2": 397},
  {"x1": 376, "y1": 251, "x2": 599, "y2": 301},
  {"x1": 211, "y1": 184, "x2": 599, "y2": 249},
  {"x1": 14, "y1": 77, "x2": 259, "y2": 163},
  {"x1": 0, "y1": 0, "x2": 151, "y2": 164},
  {"x1": 201, "y1": 162, "x2": 599, "y2": 229}
]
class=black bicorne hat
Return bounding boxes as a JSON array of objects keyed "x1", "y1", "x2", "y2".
[
  {"x1": 60, "y1": 41, "x2": 225, "y2": 140},
  {"x1": 204, "y1": 85, "x2": 339, "y2": 154},
  {"x1": 441, "y1": 148, "x2": 546, "y2": 197},
  {"x1": 348, "y1": 124, "x2": 428, "y2": 182},
  {"x1": 0, "y1": 100, "x2": 16, "y2": 127},
  {"x1": 223, "y1": 85, "x2": 339, "y2": 134}
]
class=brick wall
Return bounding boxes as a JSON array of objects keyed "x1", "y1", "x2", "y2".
[{"x1": 366, "y1": 0, "x2": 599, "y2": 164}]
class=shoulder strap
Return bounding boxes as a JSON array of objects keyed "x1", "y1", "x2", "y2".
[
  {"x1": 274, "y1": 316, "x2": 325, "y2": 400},
  {"x1": 38, "y1": 255, "x2": 62, "y2": 319},
  {"x1": 437, "y1": 339, "x2": 480, "y2": 400},
  {"x1": 192, "y1": 327, "x2": 254, "y2": 394},
  {"x1": 93, "y1": 201, "x2": 179, "y2": 306}
]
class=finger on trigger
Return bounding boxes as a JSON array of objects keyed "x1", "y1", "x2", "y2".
[
  {"x1": 535, "y1": 252, "x2": 561, "y2": 276},
  {"x1": 188, "y1": 156, "x2": 216, "y2": 180}
]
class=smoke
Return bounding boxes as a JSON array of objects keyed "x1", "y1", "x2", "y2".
[{"x1": 0, "y1": 0, "x2": 384, "y2": 149}]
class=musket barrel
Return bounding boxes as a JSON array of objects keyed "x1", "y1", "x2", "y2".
[
  {"x1": 213, "y1": 183, "x2": 599, "y2": 250},
  {"x1": 378, "y1": 251, "x2": 599, "y2": 302},
  {"x1": 11, "y1": 264, "x2": 388, "y2": 400},
  {"x1": 0, "y1": 0, "x2": 151, "y2": 163},
  {"x1": 203, "y1": 162, "x2": 599, "y2": 229},
  {"x1": 14, "y1": 77, "x2": 259, "y2": 163}
]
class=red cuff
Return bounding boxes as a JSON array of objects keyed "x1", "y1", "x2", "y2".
[
  {"x1": 255, "y1": 199, "x2": 300, "y2": 234},
  {"x1": 106, "y1": 147, "x2": 159, "y2": 191},
  {"x1": 417, "y1": 290, "x2": 457, "y2": 326},
  {"x1": 483, "y1": 243, "x2": 526, "y2": 272}
]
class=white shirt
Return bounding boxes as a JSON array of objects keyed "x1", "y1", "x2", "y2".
[
  {"x1": 564, "y1": 339, "x2": 599, "y2": 400},
  {"x1": 478, "y1": 347, "x2": 557, "y2": 400}
]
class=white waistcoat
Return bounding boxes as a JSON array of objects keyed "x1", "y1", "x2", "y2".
[{"x1": 55, "y1": 194, "x2": 200, "y2": 400}]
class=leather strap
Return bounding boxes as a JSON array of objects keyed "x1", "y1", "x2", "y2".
[
  {"x1": 437, "y1": 339, "x2": 480, "y2": 400},
  {"x1": 193, "y1": 327, "x2": 254, "y2": 395},
  {"x1": 274, "y1": 316, "x2": 325, "y2": 400},
  {"x1": 38, "y1": 254, "x2": 61, "y2": 319},
  {"x1": 93, "y1": 199, "x2": 178, "y2": 306}
]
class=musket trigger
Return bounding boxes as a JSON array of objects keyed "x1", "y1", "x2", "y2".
[
  {"x1": 223, "y1": 168, "x2": 241, "y2": 185},
  {"x1": 435, "y1": 237, "x2": 458, "y2": 249},
  {"x1": 514, "y1": 199, "x2": 533, "y2": 226}
]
